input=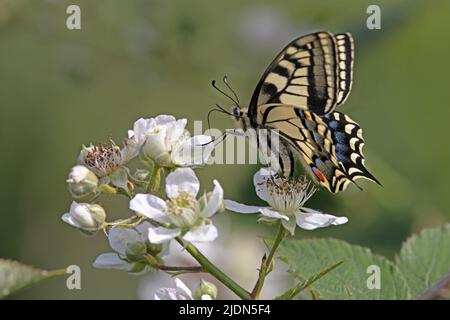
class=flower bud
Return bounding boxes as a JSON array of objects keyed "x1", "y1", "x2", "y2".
[
  {"x1": 125, "y1": 242, "x2": 147, "y2": 262},
  {"x1": 62, "y1": 202, "x2": 106, "y2": 232},
  {"x1": 194, "y1": 280, "x2": 218, "y2": 300},
  {"x1": 67, "y1": 165, "x2": 98, "y2": 198},
  {"x1": 147, "y1": 242, "x2": 164, "y2": 256},
  {"x1": 141, "y1": 128, "x2": 172, "y2": 167}
]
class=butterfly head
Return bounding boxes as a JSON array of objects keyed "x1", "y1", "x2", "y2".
[{"x1": 231, "y1": 106, "x2": 250, "y2": 131}]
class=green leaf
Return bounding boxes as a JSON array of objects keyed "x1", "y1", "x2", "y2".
[
  {"x1": 280, "y1": 239, "x2": 411, "y2": 299},
  {"x1": 396, "y1": 224, "x2": 450, "y2": 299},
  {"x1": 0, "y1": 259, "x2": 66, "y2": 299},
  {"x1": 275, "y1": 260, "x2": 344, "y2": 300}
]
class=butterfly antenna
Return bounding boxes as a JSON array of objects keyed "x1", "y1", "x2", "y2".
[
  {"x1": 223, "y1": 75, "x2": 240, "y2": 104},
  {"x1": 211, "y1": 80, "x2": 238, "y2": 105}
]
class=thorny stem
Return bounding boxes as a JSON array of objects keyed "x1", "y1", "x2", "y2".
[
  {"x1": 251, "y1": 223, "x2": 286, "y2": 299},
  {"x1": 175, "y1": 237, "x2": 251, "y2": 300}
]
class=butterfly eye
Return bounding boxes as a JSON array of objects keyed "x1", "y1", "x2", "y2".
[{"x1": 232, "y1": 106, "x2": 241, "y2": 118}]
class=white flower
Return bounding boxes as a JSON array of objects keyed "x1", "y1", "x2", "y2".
[
  {"x1": 123, "y1": 115, "x2": 213, "y2": 167},
  {"x1": 224, "y1": 168, "x2": 348, "y2": 235},
  {"x1": 61, "y1": 201, "x2": 106, "y2": 232},
  {"x1": 66, "y1": 165, "x2": 98, "y2": 198},
  {"x1": 154, "y1": 278, "x2": 216, "y2": 300},
  {"x1": 129, "y1": 168, "x2": 223, "y2": 243},
  {"x1": 93, "y1": 221, "x2": 169, "y2": 273}
]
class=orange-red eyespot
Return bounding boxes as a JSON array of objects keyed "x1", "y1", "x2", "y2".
[{"x1": 312, "y1": 167, "x2": 326, "y2": 182}]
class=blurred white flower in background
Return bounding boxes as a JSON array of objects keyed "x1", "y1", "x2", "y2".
[
  {"x1": 154, "y1": 278, "x2": 217, "y2": 300},
  {"x1": 138, "y1": 230, "x2": 291, "y2": 300},
  {"x1": 123, "y1": 115, "x2": 213, "y2": 167},
  {"x1": 225, "y1": 168, "x2": 348, "y2": 235},
  {"x1": 93, "y1": 221, "x2": 168, "y2": 273},
  {"x1": 130, "y1": 168, "x2": 223, "y2": 243},
  {"x1": 61, "y1": 201, "x2": 106, "y2": 233},
  {"x1": 239, "y1": 6, "x2": 295, "y2": 53}
]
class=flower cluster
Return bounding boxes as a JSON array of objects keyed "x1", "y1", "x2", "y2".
[{"x1": 61, "y1": 113, "x2": 348, "y2": 299}]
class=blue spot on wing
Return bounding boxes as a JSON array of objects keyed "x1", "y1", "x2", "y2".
[
  {"x1": 334, "y1": 132, "x2": 347, "y2": 144},
  {"x1": 328, "y1": 120, "x2": 339, "y2": 130}
]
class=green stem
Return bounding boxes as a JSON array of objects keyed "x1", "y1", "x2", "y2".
[
  {"x1": 148, "y1": 165, "x2": 162, "y2": 193},
  {"x1": 251, "y1": 223, "x2": 286, "y2": 299},
  {"x1": 175, "y1": 237, "x2": 251, "y2": 300}
]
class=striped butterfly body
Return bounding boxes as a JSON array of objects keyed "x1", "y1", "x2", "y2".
[{"x1": 232, "y1": 31, "x2": 379, "y2": 193}]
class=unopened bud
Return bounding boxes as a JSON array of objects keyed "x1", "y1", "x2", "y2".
[
  {"x1": 66, "y1": 165, "x2": 98, "y2": 198},
  {"x1": 194, "y1": 280, "x2": 218, "y2": 300},
  {"x1": 62, "y1": 201, "x2": 106, "y2": 232}
]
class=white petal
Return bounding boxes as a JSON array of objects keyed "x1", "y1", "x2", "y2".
[
  {"x1": 154, "y1": 288, "x2": 191, "y2": 300},
  {"x1": 154, "y1": 115, "x2": 177, "y2": 125},
  {"x1": 148, "y1": 226, "x2": 180, "y2": 244},
  {"x1": 129, "y1": 194, "x2": 168, "y2": 223},
  {"x1": 183, "y1": 224, "x2": 218, "y2": 242},
  {"x1": 134, "y1": 221, "x2": 153, "y2": 241},
  {"x1": 93, "y1": 253, "x2": 133, "y2": 271},
  {"x1": 259, "y1": 208, "x2": 290, "y2": 221},
  {"x1": 165, "y1": 119, "x2": 187, "y2": 148},
  {"x1": 253, "y1": 168, "x2": 274, "y2": 202},
  {"x1": 224, "y1": 199, "x2": 264, "y2": 214},
  {"x1": 201, "y1": 180, "x2": 223, "y2": 217},
  {"x1": 108, "y1": 227, "x2": 141, "y2": 255},
  {"x1": 165, "y1": 168, "x2": 200, "y2": 198},
  {"x1": 201, "y1": 294, "x2": 213, "y2": 300},
  {"x1": 174, "y1": 278, "x2": 193, "y2": 299},
  {"x1": 295, "y1": 208, "x2": 348, "y2": 230},
  {"x1": 61, "y1": 213, "x2": 82, "y2": 229},
  {"x1": 142, "y1": 128, "x2": 171, "y2": 166},
  {"x1": 172, "y1": 135, "x2": 213, "y2": 166}
]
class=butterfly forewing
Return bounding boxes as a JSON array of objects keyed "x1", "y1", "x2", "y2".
[
  {"x1": 249, "y1": 32, "x2": 355, "y2": 117},
  {"x1": 335, "y1": 33, "x2": 354, "y2": 105}
]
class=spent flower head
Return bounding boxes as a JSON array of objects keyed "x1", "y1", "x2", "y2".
[
  {"x1": 78, "y1": 141, "x2": 123, "y2": 177},
  {"x1": 225, "y1": 168, "x2": 348, "y2": 235}
]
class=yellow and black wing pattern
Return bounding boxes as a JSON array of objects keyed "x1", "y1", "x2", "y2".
[
  {"x1": 245, "y1": 31, "x2": 378, "y2": 192},
  {"x1": 259, "y1": 105, "x2": 379, "y2": 192},
  {"x1": 249, "y1": 31, "x2": 354, "y2": 120}
]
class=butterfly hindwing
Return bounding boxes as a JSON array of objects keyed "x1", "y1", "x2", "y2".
[
  {"x1": 322, "y1": 111, "x2": 379, "y2": 185},
  {"x1": 260, "y1": 105, "x2": 377, "y2": 192}
]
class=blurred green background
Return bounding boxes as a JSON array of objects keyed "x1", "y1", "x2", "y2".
[{"x1": 1, "y1": 0, "x2": 449, "y2": 299}]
